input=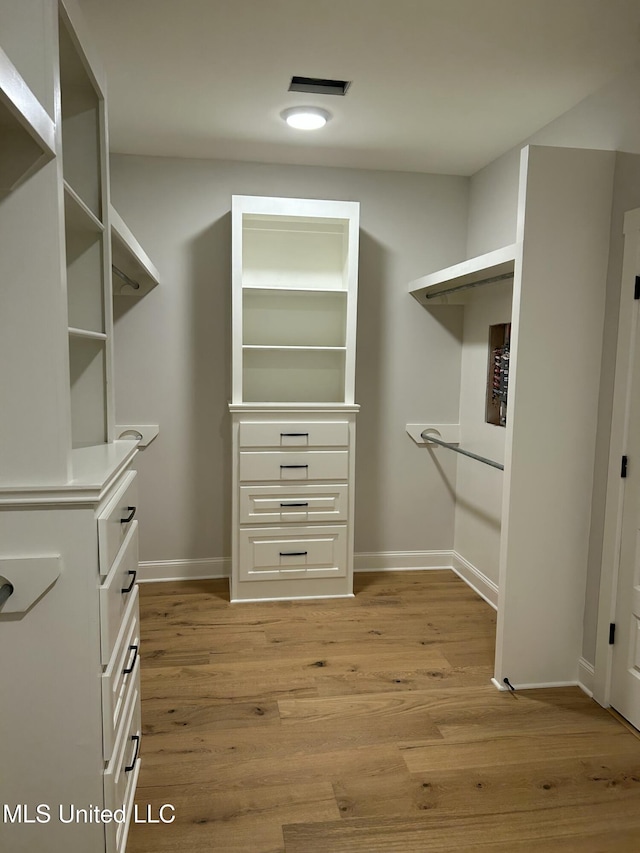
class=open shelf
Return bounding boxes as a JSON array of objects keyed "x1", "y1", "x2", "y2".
[
  {"x1": 242, "y1": 213, "x2": 349, "y2": 290},
  {"x1": 409, "y1": 243, "x2": 517, "y2": 302},
  {"x1": 243, "y1": 289, "x2": 347, "y2": 347},
  {"x1": 111, "y1": 205, "x2": 160, "y2": 297},
  {"x1": 243, "y1": 348, "x2": 346, "y2": 404},
  {"x1": 0, "y1": 46, "x2": 55, "y2": 194},
  {"x1": 68, "y1": 334, "x2": 107, "y2": 448},
  {"x1": 59, "y1": 14, "x2": 102, "y2": 219}
]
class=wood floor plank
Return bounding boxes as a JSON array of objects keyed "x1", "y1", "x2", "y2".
[
  {"x1": 136, "y1": 742, "x2": 406, "y2": 790},
  {"x1": 282, "y1": 800, "x2": 640, "y2": 852},
  {"x1": 127, "y1": 781, "x2": 339, "y2": 853},
  {"x1": 400, "y1": 729, "x2": 640, "y2": 773},
  {"x1": 141, "y1": 698, "x2": 281, "y2": 735}
]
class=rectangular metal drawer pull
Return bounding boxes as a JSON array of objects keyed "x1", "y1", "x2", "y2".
[
  {"x1": 280, "y1": 464, "x2": 308, "y2": 469},
  {"x1": 280, "y1": 432, "x2": 309, "y2": 437},
  {"x1": 280, "y1": 551, "x2": 308, "y2": 557},
  {"x1": 280, "y1": 502, "x2": 309, "y2": 507}
]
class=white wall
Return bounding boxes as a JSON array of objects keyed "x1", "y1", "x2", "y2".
[
  {"x1": 465, "y1": 62, "x2": 640, "y2": 666},
  {"x1": 453, "y1": 282, "x2": 512, "y2": 585},
  {"x1": 109, "y1": 156, "x2": 468, "y2": 570}
]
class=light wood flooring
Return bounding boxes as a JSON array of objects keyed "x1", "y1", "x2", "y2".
[{"x1": 128, "y1": 571, "x2": 640, "y2": 852}]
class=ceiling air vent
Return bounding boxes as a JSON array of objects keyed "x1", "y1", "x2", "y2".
[{"x1": 289, "y1": 76, "x2": 351, "y2": 96}]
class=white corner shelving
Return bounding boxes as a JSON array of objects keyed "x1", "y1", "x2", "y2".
[
  {"x1": 111, "y1": 205, "x2": 160, "y2": 297},
  {"x1": 0, "y1": 46, "x2": 55, "y2": 194},
  {"x1": 409, "y1": 243, "x2": 517, "y2": 302}
]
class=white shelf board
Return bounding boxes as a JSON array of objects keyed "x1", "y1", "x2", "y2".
[
  {"x1": 242, "y1": 345, "x2": 347, "y2": 352},
  {"x1": 64, "y1": 180, "x2": 104, "y2": 234},
  {"x1": 111, "y1": 205, "x2": 160, "y2": 297},
  {"x1": 116, "y1": 424, "x2": 159, "y2": 448},
  {"x1": 242, "y1": 285, "x2": 348, "y2": 294},
  {"x1": 0, "y1": 46, "x2": 56, "y2": 194},
  {"x1": 409, "y1": 244, "x2": 518, "y2": 302}
]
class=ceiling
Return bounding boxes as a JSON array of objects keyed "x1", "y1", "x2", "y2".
[{"x1": 79, "y1": 0, "x2": 640, "y2": 176}]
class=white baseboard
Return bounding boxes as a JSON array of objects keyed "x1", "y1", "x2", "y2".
[
  {"x1": 451, "y1": 552, "x2": 499, "y2": 610},
  {"x1": 578, "y1": 657, "x2": 595, "y2": 697},
  {"x1": 354, "y1": 550, "x2": 453, "y2": 572},
  {"x1": 137, "y1": 558, "x2": 230, "y2": 583}
]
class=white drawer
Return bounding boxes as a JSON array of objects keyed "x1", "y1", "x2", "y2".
[
  {"x1": 98, "y1": 470, "x2": 138, "y2": 577},
  {"x1": 100, "y1": 521, "x2": 139, "y2": 666},
  {"x1": 239, "y1": 525, "x2": 347, "y2": 581},
  {"x1": 239, "y1": 420, "x2": 349, "y2": 448},
  {"x1": 102, "y1": 586, "x2": 140, "y2": 762},
  {"x1": 239, "y1": 450, "x2": 348, "y2": 482},
  {"x1": 239, "y1": 484, "x2": 348, "y2": 524},
  {"x1": 104, "y1": 679, "x2": 141, "y2": 851}
]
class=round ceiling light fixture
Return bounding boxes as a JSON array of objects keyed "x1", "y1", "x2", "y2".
[{"x1": 281, "y1": 107, "x2": 331, "y2": 130}]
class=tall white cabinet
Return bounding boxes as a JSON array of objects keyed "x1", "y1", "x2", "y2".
[
  {"x1": 230, "y1": 195, "x2": 360, "y2": 602},
  {"x1": 0, "y1": 3, "x2": 155, "y2": 851}
]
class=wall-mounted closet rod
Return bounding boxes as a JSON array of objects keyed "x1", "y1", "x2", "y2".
[
  {"x1": 424, "y1": 272, "x2": 513, "y2": 300},
  {"x1": 421, "y1": 431, "x2": 504, "y2": 470},
  {"x1": 113, "y1": 265, "x2": 140, "y2": 290}
]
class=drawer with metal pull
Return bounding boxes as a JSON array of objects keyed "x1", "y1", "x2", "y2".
[
  {"x1": 102, "y1": 585, "x2": 140, "y2": 761},
  {"x1": 239, "y1": 524, "x2": 347, "y2": 581},
  {"x1": 239, "y1": 450, "x2": 348, "y2": 482},
  {"x1": 98, "y1": 470, "x2": 138, "y2": 577},
  {"x1": 99, "y1": 520, "x2": 139, "y2": 665},
  {"x1": 238, "y1": 420, "x2": 349, "y2": 448},
  {"x1": 239, "y1": 483, "x2": 348, "y2": 523}
]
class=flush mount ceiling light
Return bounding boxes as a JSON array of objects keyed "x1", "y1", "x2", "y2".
[{"x1": 281, "y1": 107, "x2": 331, "y2": 130}]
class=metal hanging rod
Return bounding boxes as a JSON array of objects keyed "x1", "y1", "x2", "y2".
[
  {"x1": 421, "y1": 431, "x2": 504, "y2": 470},
  {"x1": 0, "y1": 582, "x2": 14, "y2": 608},
  {"x1": 113, "y1": 265, "x2": 140, "y2": 291},
  {"x1": 424, "y1": 272, "x2": 514, "y2": 300}
]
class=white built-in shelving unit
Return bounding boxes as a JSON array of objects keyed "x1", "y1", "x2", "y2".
[
  {"x1": 409, "y1": 145, "x2": 616, "y2": 691},
  {"x1": 0, "y1": 3, "x2": 159, "y2": 851},
  {"x1": 230, "y1": 196, "x2": 360, "y2": 601}
]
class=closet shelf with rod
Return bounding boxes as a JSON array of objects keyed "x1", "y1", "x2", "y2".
[{"x1": 409, "y1": 243, "x2": 517, "y2": 302}]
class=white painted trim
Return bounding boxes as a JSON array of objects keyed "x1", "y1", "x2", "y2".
[
  {"x1": 137, "y1": 558, "x2": 230, "y2": 583},
  {"x1": 354, "y1": 551, "x2": 453, "y2": 572},
  {"x1": 578, "y1": 657, "x2": 595, "y2": 698},
  {"x1": 501, "y1": 680, "x2": 579, "y2": 691},
  {"x1": 451, "y1": 552, "x2": 499, "y2": 609},
  {"x1": 491, "y1": 677, "x2": 508, "y2": 691},
  {"x1": 231, "y1": 593, "x2": 354, "y2": 604}
]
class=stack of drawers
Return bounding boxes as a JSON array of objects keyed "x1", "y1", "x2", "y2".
[
  {"x1": 97, "y1": 470, "x2": 142, "y2": 852},
  {"x1": 232, "y1": 415, "x2": 356, "y2": 601}
]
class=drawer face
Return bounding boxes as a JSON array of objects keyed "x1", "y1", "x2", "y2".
[
  {"x1": 239, "y1": 484, "x2": 348, "y2": 524},
  {"x1": 239, "y1": 525, "x2": 347, "y2": 581},
  {"x1": 98, "y1": 470, "x2": 138, "y2": 577},
  {"x1": 240, "y1": 450, "x2": 348, "y2": 482},
  {"x1": 100, "y1": 521, "x2": 139, "y2": 666},
  {"x1": 239, "y1": 420, "x2": 349, "y2": 448},
  {"x1": 102, "y1": 586, "x2": 140, "y2": 762},
  {"x1": 104, "y1": 678, "x2": 141, "y2": 821}
]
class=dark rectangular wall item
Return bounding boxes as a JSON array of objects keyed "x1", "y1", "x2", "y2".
[{"x1": 486, "y1": 323, "x2": 511, "y2": 427}]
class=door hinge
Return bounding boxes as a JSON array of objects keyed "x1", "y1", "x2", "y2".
[
  {"x1": 635, "y1": 276, "x2": 640, "y2": 299},
  {"x1": 621, "y1": 455, "x2": 628, "y2": 478},
  {"x1": 609, "y1": 623, "x2": 616, "y2": 645}
]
